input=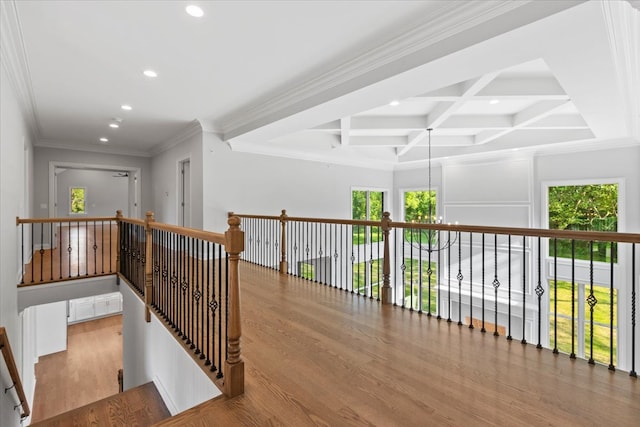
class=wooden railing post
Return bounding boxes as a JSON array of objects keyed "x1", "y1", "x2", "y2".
[
  {"x1": 116, "y1": 210, "x2": 123, "y2": 276},
  {"x1": 144, "y1": 211, "x2": 154, "y2": 322},
  {"x1": 279, "y1": 209, "x2": 288, "y2": 274},
  {"x1": 223, "y1": 216, "x2": 245, "y2": 397},
  {"x1": 381, "y1": 211, "x2": 393, "y2": 304}
]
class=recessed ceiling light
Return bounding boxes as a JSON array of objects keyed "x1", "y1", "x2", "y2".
[
  {"x1": 99, "y1": 137, "x2": 109, "y2": 143},
  {"x1": 143, "y1": 70, "x2": 158, "y2": 78},
  {"x1": 489, "y1": 99, "x2": 500, "y2": 105},
  {"x1": 121, "y1": 104, "x2": 132, "y2": 111},
  {"x1": 186, "y1": 5, "x2": 204, "y2": 18},
  {"x1": 389, "y1": 100, "x2": 400, "y2": 107},
  {"x1": 109, "y1": 123, "x2": 119, "y2": 129}
]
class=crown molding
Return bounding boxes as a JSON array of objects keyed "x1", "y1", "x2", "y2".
[
  {"x1": 219, "y1": 0, "x2": 582, "y2": 141},
  {"x1": 0, "y1": 0, "x2": 41, "y2": 139},
  {"x1": 149, "y1": 120, "x2": 203, "y2": 156},
  {"x1": 36, "y1": 139, "x2": 151, "y2": 158}
]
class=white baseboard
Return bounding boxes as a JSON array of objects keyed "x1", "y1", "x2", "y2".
[{"x1": 153, "y1": 375, "x2": 178, "y2": 416}]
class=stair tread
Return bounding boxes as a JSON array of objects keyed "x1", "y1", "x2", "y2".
[{"x1": 31, "y1": 382, "x2": 171, "y2": 427}]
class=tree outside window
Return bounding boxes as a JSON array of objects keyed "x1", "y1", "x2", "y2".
[{"x1": 70, "y1": 187, "x2": 86, "y2": 214}]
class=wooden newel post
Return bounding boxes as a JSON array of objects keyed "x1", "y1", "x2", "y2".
[
  {"x1": 116, "y1": 210, "x2": 123, "y2": 275},
  {"x1": 279, "y1": 209, "x2": 288, "y2": 274},
  {"x1": 224, "y1": 216, "x2": 245, "y2": 397},
  {"x1": 144, "y1": 211, "x2": 154, "y2": 323},
  {"x1": 381, "y1": 211, "x2": 393, "y2": 305}
]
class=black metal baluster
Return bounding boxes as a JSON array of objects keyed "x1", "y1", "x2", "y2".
[
  {"x1": 190, "y1": 237, "x2": 196, "y2": 349},
  {"x1": 30, "y1": 223, "x2": 34, "y2": 283},
  {"x1": 199, "y1": 239, "x2": 205, "y2": 358},
  {"x1": 109, "y1": 221, "x2": 113, "y2": 273},
  {"x1": 609, "y1": 241, "x2": 615, "y2": 371},
  {"x1": 631, "y1": 243, "x2": 637, "y2": 377},
  {"x1": 447, "y1": 230, "x2": 452, "y2": 322},
  {"x1": 437, "y1": 230, "x2": 442, "y2": 319},
  {"x1": 40, "y1": 223, "x2": 44, "y2": 281},
  {"x1": 570, "y1": 240, "x2": 576, "y2": 358},
  {"x1": 67, "y1": 221, "x2": 71, "y2": 278},
  {"x1": 217, "y1": 249, "x2": 224, "y2": 377},
  {"x1": 205, "y1": 241, "x2": 211, "y2": 366},
  {"x1": 588, "y1": 241, "x2": 596, "y2": 364},
  {"x1": 20, "y1": 224, "x2": 24, "y2": 284},
  {"x1": 493, "y1": 234, "x2": 500, "y2": 336},
  {"x1": 522, "y1": 236, "x2": 527, "y2": 344},
  {"x1": 77, "y1": 221, "x2": 80, "y2": 277},
  {"x1": 469, "y1": 233, "x2": 473, "y2": 328},
  {"x1": 101, "y1": 221, "x2": 105, "y2": 274},
  {"x1": 409, "y1": 227, "x2": 414, "y2": 309},
  {"x1": 93, "y1": 221, "x2": 97, "y2": 275},
  {"x1": 400, "y1": 228, "x2": 406, "y2": 307},
  {"x1": 49, "y1": 222, "x2": 53, "y2": 281},
  {"x1": 457, "y1": 232, "x2": 463, "y2": 325},
  {"x1": 536, "y1": 237, "x2": 544, "y2": 348},
  {"x1": 426, "y1": 227, "x2": 432, "y2": 315},
  {"x1": 507, "y1": 235, "x2": 512, "y2": 340},
  {"x1": 553, "y1": 238, "x2": 558, "y2": 353},
  {"x1": 377, "y1": 226, "x2": 381, "y2": 301},
  {"x1": 418, "y1": 228, "x2": 423, "y2": 312}
]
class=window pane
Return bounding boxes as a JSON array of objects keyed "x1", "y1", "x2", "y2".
[
  {"x1": 369, "y1": 192, "x2": 383, "y2": 221},
  {"x1": 404, "y1": 190, "x2": 436, "y2": 223},
  {"x1": 71, "y1": 187, "x2": 86, "y2": 214},
  {"x1": 548, "y1": 184, "x2": 617, "y2": 262},
  {"x1": 352, "y1": 190, "x2": 367, "y2": 220}
]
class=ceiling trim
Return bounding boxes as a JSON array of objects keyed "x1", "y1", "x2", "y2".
[
  {"x1": 0, "y1": 0, "x2": 40, "y2": 139},
  {"x1": 36, "y1": 139, "x2": 151, "y2": 158},
  {"x1": 149, "y1": 120, "x2": 203, "y2": 156},
  {"x1": 220, "y1": 0, "x2": 582, "y2": 142}
]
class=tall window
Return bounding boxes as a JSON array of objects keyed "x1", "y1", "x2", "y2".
[
  {"x1": 548, "y1": 183, "x2": 618, "y2": 364},
  {"x1": 70, "y1": 187, "x2": 86, "y2": 214},
  {"x1": 352, "y1": 190, "x2": 384, "y2": 297},
  {"x1": 402, "y1": 190, "x2": 437, "y2": 312}
]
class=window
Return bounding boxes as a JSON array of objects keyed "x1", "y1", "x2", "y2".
[
  {"x1": 352, "y1": 190, "x2": 385, "y2": 296},
  {"x1": 547, "y1": 183, "x2": 619, "y2": 364},
  {"x1": 548, "y1": 183, "x2": 618, "y2": 262},
  {"x1": 402, "y1": 190, "x2": 437, "y2": 312},
  {"x1": 70, "y1": 187, "x2": 86, "y2": 214}
]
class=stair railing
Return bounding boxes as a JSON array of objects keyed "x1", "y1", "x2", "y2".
[{"x1": 0, "y1": 326, "x2": 30, "y2": 419}]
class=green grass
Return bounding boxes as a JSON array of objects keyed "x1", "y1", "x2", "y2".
[
  {"x1": 352, "y1": 226, "x2": 383, "y2": 245},
  {"x1": 353, "y1": 258, "x2": 382, "y2": 298},
  {"x1": 550, "y1": 239, "x2": 617, "y2": 263},
  {"x1": 549, "y1": 280, "x2": 617, "y2": 364}
]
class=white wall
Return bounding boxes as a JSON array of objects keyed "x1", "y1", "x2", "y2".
[
  {"x1": 34, "y1": 301, "x2": 67, "y2": 357},
  {"x1": 151, "y1": 131, "x2": 203, "y2": 227},
  {"x1": 120, "y1": 283, "x2": 220, "y2": 415},
  {"x1": 56, "y1": 169, "x2": 129, "y2": 217},
  {"x1": 33, "y1": 147, "x2": 152, "y2": 219},
  {"x1": 202, "y1": 132, "x2": 393, "y2": 232},
  {"x1": 0, "y1": 62, "x2": 34, "y2": 427}
]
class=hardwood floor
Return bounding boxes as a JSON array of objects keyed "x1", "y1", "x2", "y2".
[
  {"x1": 21, "y1": 225, "x2": 118, "y2": 285},
  {"x1": 30, "y1": 382, "x2": 170, "y2": 427},
  {"x1": 31, "y1": 315, "x2": 123, "y2": 423},
  {"x1": 158, "y1": 262, "x2": 639, "y2": 426}
]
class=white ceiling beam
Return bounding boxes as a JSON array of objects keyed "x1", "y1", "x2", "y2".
[
  {"x1": 475, "y1": 100, "x2": 569, "y2": 144},
  {"x1": 349, "y1": 136, "x2": 410, "y2": 147},
  {"x1": 439, "y1": 115, "x2": 512, "y2": 129},
  {"x1": 340, "y1": 117, "x2": 350, "y2": 146},
  {"x1": 476, "y1": 77, "x2": 568, "y2": 98},
  {"x1": 312, "y1": 120, "x2": 340, "y2": 130},
  {"x1": 397, "y1": 130, "x2": 428, "y2": 156}
]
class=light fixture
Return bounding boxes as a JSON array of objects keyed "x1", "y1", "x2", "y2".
[
  {"x1": 409, "y1": 128, "x2": 457, "y2": 253},
  {"x1": 389, "y1": 100, "x2": 400, "y2": 107},
  {"x1": 143, "y1": 70, "x2": 158, "y2": 78},
  {"x1": 109, "y1": 123, "x2": 119, "y2": 129},
  {"x1": 99, "y1": 137, "x2": 109, "y2": 143},
  {"x1": 186, "y1": 5, "x2": 204, "y2": 17},
  {"x1": 489, "y1": 99, "x2": 500, "y2": 105},
  {"x1": 121, "y1": 104, "x2": 132, "y2": 111}
]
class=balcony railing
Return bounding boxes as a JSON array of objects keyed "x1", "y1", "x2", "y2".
[
  {"x1": 16, "y1": 212, "x2": 245, "y2": 398},
  {"x1": 231, "y1": 210, "x2": 639, "y2": 376}
]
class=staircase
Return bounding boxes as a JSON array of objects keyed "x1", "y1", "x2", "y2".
[{"x1": 30, "y1": 382, "x2": 170, "y2": 426}]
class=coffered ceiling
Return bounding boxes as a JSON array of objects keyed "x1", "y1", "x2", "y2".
[{"x1": 2, "y1": 1, "x2": 638, "y2": 168}]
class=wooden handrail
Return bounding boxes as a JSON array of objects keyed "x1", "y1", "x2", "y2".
[
  {"x1": 17, "y1": 216, "x2": 117, "y2": 225},
  {"x1": 150, "y1": 222, "x2": 226, "y2": 245},
  {"x1": 0, "y1": 327, "x2": 30, "y2": 419},
  {"x1": 230, "y1": 211, "x2": 640, "y2": 244},
  {"x1": 118, "y1": 217, "x2": 146, "y2": 227}
]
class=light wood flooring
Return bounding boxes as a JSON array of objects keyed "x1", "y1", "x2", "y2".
[
  {"x1": 158, "y1": 262, "x2": 639, "y2": 426},
  {"x1": 21, "y1": 225, "x2": 118, "y2": 285},
  {"x1": 31, "y1": 315, "x2": 123, "y2": 423}
]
